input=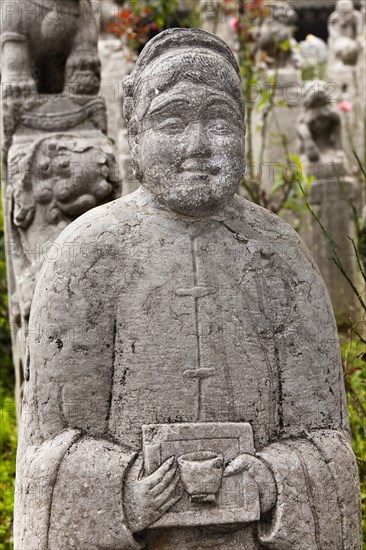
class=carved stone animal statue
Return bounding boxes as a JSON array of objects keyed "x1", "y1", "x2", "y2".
[
  {"x1": 8, "y1": 134, "x2": 120, "y2": 322},
  {"x1": 2, "y1": 0, "x2": 100, "y2": 96}
]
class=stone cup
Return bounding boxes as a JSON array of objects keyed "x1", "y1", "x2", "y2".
[{"x1": 177, "y1": 451, "x2": 224, "y2": 503}]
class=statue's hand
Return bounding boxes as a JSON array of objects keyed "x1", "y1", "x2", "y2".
[
  {"x1": 125, "y1": 456, "x2": 182, "y2": 533},
  {"x1": 224, "y1": 453, "x2": 277, "y2": 514}
]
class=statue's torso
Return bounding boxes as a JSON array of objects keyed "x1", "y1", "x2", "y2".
[{"x1": 108, "y1": 215, "x2": 297, "y2": 453}]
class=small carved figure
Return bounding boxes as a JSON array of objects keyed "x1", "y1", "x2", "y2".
[
  {"x1": 1, "y1": 0, "x2": 100, "y2": 97},
  {"x1": 297, "y1": 80, "x2": 344, "y2": 164},
  {"x1": 257, "y1": 2, "x2": 301, "y2": 69},
  {"x1": 328, "y1": 0, "x2": 362, "y2": 66},
  {"x1": 14, "y1": 29, "x2": 361, "y2": 550}
]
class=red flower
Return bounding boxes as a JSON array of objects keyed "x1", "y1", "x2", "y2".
[{"x1": 337, "y1": 100, "x2": 353, "y2": 112}]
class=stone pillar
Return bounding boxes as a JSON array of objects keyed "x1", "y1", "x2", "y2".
[
  {"x1": 308, "y1": 164, "x2": 360, "y2": 326},
  {"x1": 98, "y1": 38, "x2": 139, "y2": 195}
]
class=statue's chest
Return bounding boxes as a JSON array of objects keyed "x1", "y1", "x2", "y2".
[
  {"x1": 109, "y1": 222, "x2": 296, "y2": 451},
  {"x1": 29, "y1": 5, "x2": 79, "y2": 50}
]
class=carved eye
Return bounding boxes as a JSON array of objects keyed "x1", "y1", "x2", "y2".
[
  {"x1": 158, "y1": 118, "x2": 185, "y2": 134},
  {"x1": 39, "y1": 161, "x2": 50, "y2": 173},
  {"x1": 207, "y1": 120, "x2": 235, "y2": 136}
]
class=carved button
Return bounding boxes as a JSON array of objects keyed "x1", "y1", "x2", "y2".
[
  {"x1": 183, "y1": 368, "x2": 216, "y2": 379},
  {"x1": 175, "y1": 286, "x2": 217, "y2": 299}
]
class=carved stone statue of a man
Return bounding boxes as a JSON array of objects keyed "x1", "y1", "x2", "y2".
[{"x1": 14, "y1": 29, "x2": 361, "y2": 550}]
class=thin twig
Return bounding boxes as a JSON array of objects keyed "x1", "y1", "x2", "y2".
[{"x1": 349, "y1": 237, "x2": 366, "y2": 284}]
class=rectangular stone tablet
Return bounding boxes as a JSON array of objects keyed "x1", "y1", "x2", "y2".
[{"x1": 142, "y1": 422, "x2": 260, "y2": 528}]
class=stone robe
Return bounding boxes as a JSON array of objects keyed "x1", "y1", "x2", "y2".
[{"x1": 14, "y1": 190, "x2": 361, "y2": 549}]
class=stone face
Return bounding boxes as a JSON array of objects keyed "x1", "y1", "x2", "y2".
[
  {"x1": 14, "y1": 28, "x2": 362, "y2": 550},
  {"x1": 297, "y1": 80, "x2": 361, "y2": 325}
]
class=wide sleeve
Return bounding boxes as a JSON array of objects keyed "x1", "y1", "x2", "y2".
[
  {"x1": 258, "y1": 430, "x2": 362, "y2": 549},
  {"x1": 14, "y1": 211, "x2": 142, "y2": 550},
  {"x1": 256, "y1": 234, "x2": 362, "y2": 549}
]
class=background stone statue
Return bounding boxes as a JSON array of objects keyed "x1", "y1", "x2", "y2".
[
  {"x1": 297, "y1": 80, "x2": 344, "y2": 165},
  {"x1": 252, "y1": 1, "x2": 303, "y2": 192},
  {"x1": 297, "y1": 80, "x2": 361, "y2": 326},
  {"x1": 328, "y1": 0, "x2": 363, "y2": 67},
  {"x1": 1, "y1": 0, "x2": 100, "y2": 97},
  {"x1": 8, "y1": 134, "x2": 120, "y2": 324},
  {"x1": 257, "y1": 2, "x2": 301, "y2": 70},
  {"x1": 14, "y1": 28, "x2": 361, "y2": 550}
]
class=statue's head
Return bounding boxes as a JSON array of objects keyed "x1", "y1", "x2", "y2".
[
  {"x1": 337, "y1": 0, "x2": 354, "y2": 14},
  {"x1": 271, "y1": 2, "x2": 297, "y2": 25},
  {"x1": 122, "y1": 28, "x2": 246, "y2": 217},
  {"x1": 303, "y1": 81, "x2": 332, "y2": 109}
]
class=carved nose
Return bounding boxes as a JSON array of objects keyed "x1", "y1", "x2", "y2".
[{"x1": 184, "y1": 122, "x2": 212, "y2": 158}]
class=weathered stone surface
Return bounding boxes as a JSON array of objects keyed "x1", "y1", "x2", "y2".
[
  {"x1": 14, "y1": 28, "x2": 361, "y2": 549},
  {"x1": 297, "y1": 80, "x2": 361, "y2": 326},
  {"x1": 2, "y1": 0, "x2": 100, "y2": 98}
]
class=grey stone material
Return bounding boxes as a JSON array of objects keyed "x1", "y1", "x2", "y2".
[
  {"x1": 297, "y1": 81, "x2": 361, "y2": 325},
  {"x1": 200, "y1": 0, "x2": 238, "y2": 54},
  {"x1": 14, "y1": 28, "x2": 361, "y2": 549},
  {"x1": 326, "y1": 0, "x2": 364, "y2": 105}
]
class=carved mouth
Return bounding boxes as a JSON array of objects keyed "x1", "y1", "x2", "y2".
[{"x1": 179, "y1": 161, "x2": 220, "y2": 176}]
